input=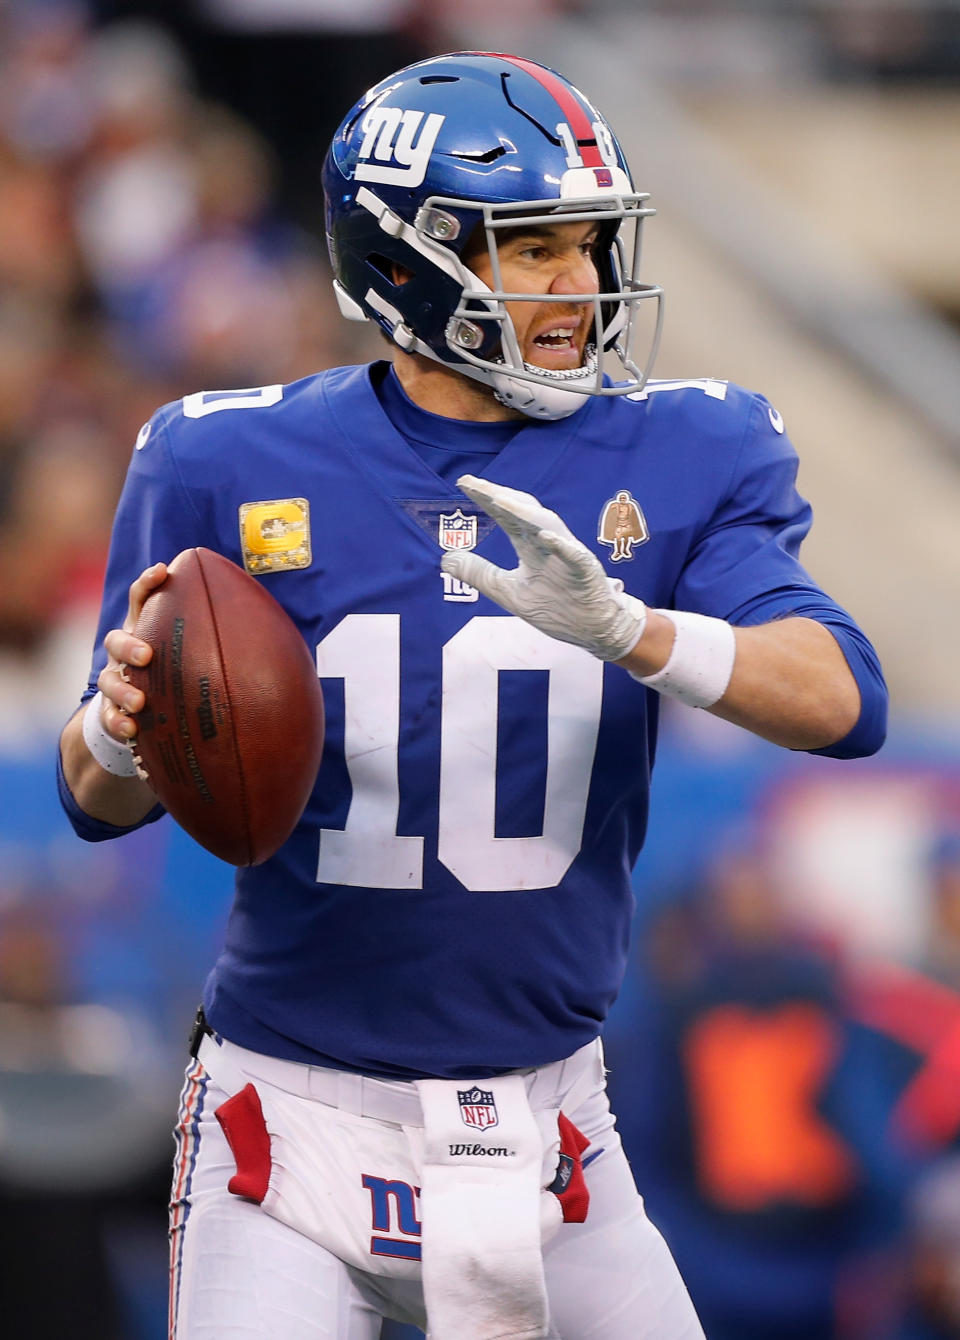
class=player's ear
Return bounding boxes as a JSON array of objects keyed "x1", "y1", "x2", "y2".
[{"x1": 391, "y1": 261, "x2": 414, "y2": 285}]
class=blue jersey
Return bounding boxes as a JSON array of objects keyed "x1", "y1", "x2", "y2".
[{"x1": 63, "y1": 364, "x2": 886, "y2": 1079}]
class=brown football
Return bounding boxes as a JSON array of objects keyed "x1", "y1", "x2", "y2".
[{"x1": 127, "y1": 547, "x2": 324, "y2": 866}]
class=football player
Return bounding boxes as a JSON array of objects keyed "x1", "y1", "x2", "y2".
[{"x1": 58, "y1": 52, "x2": 887, "y2": 1340}]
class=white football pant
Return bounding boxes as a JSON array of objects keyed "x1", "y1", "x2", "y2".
[{"x1": 169, "y1": 1042, "x2": 704, "y2": 1339}]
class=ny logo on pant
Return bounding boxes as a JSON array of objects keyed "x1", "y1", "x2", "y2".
[{"x1": 361, "y1": 1174, "x2": 422, "y2": 1261}]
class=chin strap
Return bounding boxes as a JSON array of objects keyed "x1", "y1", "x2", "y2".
[
  {"x1": 387, "y1": 315, "x2": 601, "y2": 422},
  {"x1": 491, "y1": 347, "x2": 600, "y2": 421}
]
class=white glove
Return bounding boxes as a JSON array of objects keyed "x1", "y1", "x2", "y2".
[{"x1": 440, "y1": 475, "x2": 647, "y2": 661}]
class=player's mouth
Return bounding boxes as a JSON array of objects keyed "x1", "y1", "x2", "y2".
[{"x1": 527, "y1": 320, "x2": 586, "y2": 369}]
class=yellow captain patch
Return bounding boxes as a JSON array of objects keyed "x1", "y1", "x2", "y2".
[{"x1": 238, "y1": 499, "x2": 311, "y2": 574}]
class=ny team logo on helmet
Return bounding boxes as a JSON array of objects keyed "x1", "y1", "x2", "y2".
[
  {"x1": 322, "y1": 52, "x2": 663, "y2": 420},
  {"x1": 354, "y1": 108, "x2": 446, "y2": 187}
]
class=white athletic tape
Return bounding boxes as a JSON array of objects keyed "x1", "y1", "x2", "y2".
[
  {"x1": 81, "y1": 690, "x2": 139, "y2": 777},
  {"x1": 632, "y1": 609, "x2": 736, "y2": 708}
]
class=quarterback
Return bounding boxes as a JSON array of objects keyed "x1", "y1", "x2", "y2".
[{"x1": 58, "y1": 53, "x2": 886, "y2": 1339}]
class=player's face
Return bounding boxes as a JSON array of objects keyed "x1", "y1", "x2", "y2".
[{"x1": 467, "y1": 221, "x2": 600, "y2": 372}]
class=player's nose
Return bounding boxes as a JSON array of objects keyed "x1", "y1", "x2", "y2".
[{"x1": 549, "y1": 252, "x2": 599, "y2": 297}]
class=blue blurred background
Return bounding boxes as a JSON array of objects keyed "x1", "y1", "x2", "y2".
[{"x1": 2, "y1": 1, "x2": 960, "y2": 1336}]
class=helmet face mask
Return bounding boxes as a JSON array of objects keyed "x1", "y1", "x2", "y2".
[{"x1": 323, "y1": 52, "x2": 663, "y2": 420}]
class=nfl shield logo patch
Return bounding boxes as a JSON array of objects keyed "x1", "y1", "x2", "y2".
[
  {"x1": 439, "y1": 509, "x2": 477, "y2": 551},
  {"x1": 457, "y1": 1086, "x2": 499, "y2": 1130}
]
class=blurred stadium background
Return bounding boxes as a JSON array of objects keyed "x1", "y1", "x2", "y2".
[{"x1": 1, "y1": 1, "x2": 959, "y2": 1336}]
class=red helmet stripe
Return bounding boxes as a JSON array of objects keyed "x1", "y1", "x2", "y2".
[{"x1": 470, "y1": 52, "x2": 604, "y2": 167}]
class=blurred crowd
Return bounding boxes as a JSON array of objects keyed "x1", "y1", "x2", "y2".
[{"x1": 0, "y1": 1, "x2": 411, "y2": 738}]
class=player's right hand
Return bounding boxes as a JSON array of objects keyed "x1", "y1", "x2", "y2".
[{"x1": 97, "y1": 562, "x2": 168, "y2": 741}]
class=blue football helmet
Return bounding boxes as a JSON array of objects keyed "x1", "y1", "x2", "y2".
[{"x1": 322, "y1": 52, "x2": 663, "y2": 420}]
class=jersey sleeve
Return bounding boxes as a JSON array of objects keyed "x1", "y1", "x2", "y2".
[
  {"x1": 60, "y1": 405, "x2": 207, "y2": 841},
  {"x1": 673, "y1": 393, "x2": 887, "y2": 759},
  {"x1": 83, "y1": 406, "x2": 208, "y2": 702}
]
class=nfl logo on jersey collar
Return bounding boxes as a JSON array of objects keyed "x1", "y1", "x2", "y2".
[
  {"x1": 439, "y1": 509, "x2": 480, "y2": 602},
  {"x1": 457, "y1": 1086, "x2": 499, "y2": 1131},
  {"x1": 439, "y1": 508, "x2": 477, "y2": 552}
]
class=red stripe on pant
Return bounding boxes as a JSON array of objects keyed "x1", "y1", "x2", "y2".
[{"x1": 168, "y1": 1059, "x2": 208, "y2": 1340}]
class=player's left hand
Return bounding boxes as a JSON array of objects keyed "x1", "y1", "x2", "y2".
[{"x1": 441, "y1": 475, "x2": 648, "y2": 661}]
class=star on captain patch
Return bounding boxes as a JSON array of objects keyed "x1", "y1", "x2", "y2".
[
  {"x1": 597, "y1": 489, "x2": 649, "y2": 562},
  {"x1": 238, "y1": 498, "x2": 311, "y2": 574}
]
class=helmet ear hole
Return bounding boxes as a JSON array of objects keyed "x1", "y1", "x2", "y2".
[{"x1": 368, "y1": 253, "x2": 412, "y2": 288}]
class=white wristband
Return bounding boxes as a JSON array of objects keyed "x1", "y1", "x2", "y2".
[
  {"x1": 631, "y1": 609, "x2": 736, "y2": 708},
  {"x1": 81, "y1": 691, "x2": 139, "y2": 777}
]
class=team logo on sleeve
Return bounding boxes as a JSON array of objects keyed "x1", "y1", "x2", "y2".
[
  {"x1": 457, "y1": 1087, "x2": 499, "y2": 1131},
  {"x1": 238, "y1": 498, "x2": 311, "y2": 574},
  {"x1": 597, "y1": 489, "x2": 649, "y2": 562}
]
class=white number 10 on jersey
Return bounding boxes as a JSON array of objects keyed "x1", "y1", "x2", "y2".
[{"x1": 315, "y1": 614, "x2": 604, "y2": 893}]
